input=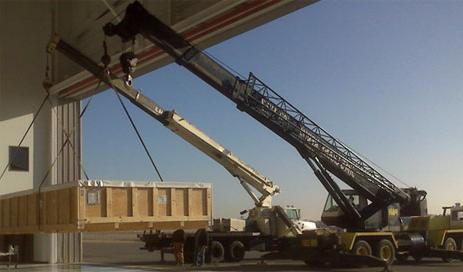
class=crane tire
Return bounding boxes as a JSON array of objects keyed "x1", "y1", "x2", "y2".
[
  {"x1": 352, "y1": 240, "x2": 372, "y2": 256},
  {"x1": 442, "y1": 237, "x2": 458, "y2": 263},
  {"x1": 228, "y1": 240, "x2": 245, "y2": 262},
  {"x1": 210, "y1": 241, "x2": 225, "y2": 263},
  {"x1": 376, "y1": 239, "x2": 395, "y2": 265}
]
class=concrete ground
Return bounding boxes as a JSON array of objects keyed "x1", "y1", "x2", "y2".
[
  {"x1": 81, "y1": 237, "x2": 463, "y2": 272},
  {"x1": 0, "y1": 236, "x2": 462, "y2": 271}
]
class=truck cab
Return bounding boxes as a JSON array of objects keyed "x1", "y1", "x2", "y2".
[
  {"x1": 443, "y1": 203, "x2": 463, "y2": 228},
  {"x1": 285, "y1": 206, "x2": 317, "y2": 231}
]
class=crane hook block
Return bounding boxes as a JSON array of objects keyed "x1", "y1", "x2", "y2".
[{"x1": 119, "y1": 52, "x2": 138, "y2": 74}]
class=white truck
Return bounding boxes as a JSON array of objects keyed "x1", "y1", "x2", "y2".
[{"x1": 134, "y1": 95, "x2": 315, "y2": 262}]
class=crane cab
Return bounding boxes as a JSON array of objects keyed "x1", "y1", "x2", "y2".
[
  {"x1": 321, "y1": 189, "x2": 373, "y2": 229},
  {"x1": 322, "y1": 189, "x2": 427, "y2": 231}
]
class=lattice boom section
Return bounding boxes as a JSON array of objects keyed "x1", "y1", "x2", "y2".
[{"x1": 244, "y1": 73, "x2": 401, "y2": 195}]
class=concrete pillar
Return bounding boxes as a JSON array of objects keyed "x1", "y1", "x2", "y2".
[{"x1": 51, "y1": 101, "x2": 82, "y2": 263}]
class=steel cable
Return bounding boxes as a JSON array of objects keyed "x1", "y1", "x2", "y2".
[{"x1": 113, "y1": 90, "x2": 164, "y2": 182}]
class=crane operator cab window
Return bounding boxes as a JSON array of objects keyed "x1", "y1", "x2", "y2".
[
  {"x1": 323, "y1": 195, "x2": 338, "y2": 212},
  {"x1": 323, "y1": 193, "x2": 361, "y2": 212},
  {"x1": 284, "y1": 208, "x2": 301, "y2": 221}
]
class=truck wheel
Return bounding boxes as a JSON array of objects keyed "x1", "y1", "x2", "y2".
[
  {"x1": 352, "y1": 240, "x2": 372, "y2": 256},
  {"x1": 376, "y1": 239, "x2": 395, "y2": 265},
  {"x1": 210, "y1": 241, "x2": 225, "y2": 263},
  {"x1": 228, "y1": 241, "x2": 245, "y2": 262},
  {"x1": 442, "y1": 237, "x2": 457, "y2": 263}
]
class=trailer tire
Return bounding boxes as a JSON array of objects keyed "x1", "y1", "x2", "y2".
[
  {"x1": 442, "y1": 237, "x2": 458, "y2": 263},
  {"x1": 210, "y1": 241, "x2": 225, "y2": 263},
  {"x1": 376, "y1": 239, "x2": 395, "y2": 265},
  {"x1": 228, "y1": 241, "x2": 245, "y2": 262},
  {"x1": 352, "y1": 240, "x2": 372, "y2": 257}
]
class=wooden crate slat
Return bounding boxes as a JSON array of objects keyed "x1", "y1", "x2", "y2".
[{"x1": 0, "y1": 181, "x2": 211, "y2": 234}]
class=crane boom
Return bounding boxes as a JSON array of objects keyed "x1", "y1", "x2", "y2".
[
  {"x1": 103, "y1": 1, "x2": 410, "y2": 228},
  {"x1": 48, "y1": 36, "x2": 279, "y2": 208}
]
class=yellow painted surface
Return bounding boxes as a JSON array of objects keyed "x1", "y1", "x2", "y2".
[
  {"x1": 339, "y1": 232, "x2": 397, "y2": 251},
  {"x1": 407, "y1": 216, "x2": 430, "y2": 231},
  {"x1": 388, "y1": 207, "x2": 399, "y2": 217},
  {"x1": 428, "y1": 215, "x2": 450, "y2": 230},
  {"x1": 430, "y1": 229, "x2": 463, "y2": 247},
  {"x1": 301, "y1": 238, "x2": 318, "y2": 248}
]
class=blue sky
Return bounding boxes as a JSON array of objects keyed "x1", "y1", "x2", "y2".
[{"x1": 82, "y1": 1, "x2": 463, "y2": 219}]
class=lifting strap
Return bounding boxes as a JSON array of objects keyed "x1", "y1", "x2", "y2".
[{"x1": 113, "y1": 90, "x2": 164, "y2": 182}]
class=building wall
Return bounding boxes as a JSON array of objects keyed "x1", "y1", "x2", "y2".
[
  {"x1": 0, "y1": 1, "x2": 52, "y2": 194},
  {"x1": 0, "y1": 1, "x2": 81, "y2": 263}
]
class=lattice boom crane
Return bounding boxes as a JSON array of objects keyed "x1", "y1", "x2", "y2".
[{"x1": 103, "y1": 1, "x2": 411, "y2": 229}]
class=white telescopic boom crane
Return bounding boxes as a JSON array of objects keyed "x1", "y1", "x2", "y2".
[
  {"x1": 163, "y1": 111, "x2": 279, "y2": 207},
  {"x1": 48, "y1": 35, "x2": 279, "y2": 208}
]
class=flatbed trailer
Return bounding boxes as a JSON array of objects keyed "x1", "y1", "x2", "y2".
[
  {"x1": 139, "y1": 229, "x2": 273, "y2": 262},
  {"x1": 138, "y1": 227, "x2": 390, "y2": 269}
]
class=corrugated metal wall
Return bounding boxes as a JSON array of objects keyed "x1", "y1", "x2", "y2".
[{"x1": 51, "y1": 101, "x2": 82, "y2": 263}]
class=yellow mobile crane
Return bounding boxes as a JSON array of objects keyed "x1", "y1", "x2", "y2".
[{"x1": 100, "y1": 1, "x2": 463, "y2": 265}]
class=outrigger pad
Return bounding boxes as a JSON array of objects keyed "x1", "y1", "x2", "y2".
[
  {"x1": 336, "y1": 252, "x2": 390, "y2": 271},
  {"x1": 427, "y1": 248, "x2": 463, "y2": 260},
  {"x1": 261, "y1": 250, "x2": 390, "y2": 271}
]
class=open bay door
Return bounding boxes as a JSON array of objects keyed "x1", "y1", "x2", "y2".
[{"x1": 0, "y1": 0, "x2": 316, "y2": 264}]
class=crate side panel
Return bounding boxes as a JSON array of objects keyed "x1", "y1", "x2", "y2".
[
  {"x1": 136, "y1": 188, "x2": 150, "y2": 217},
  {"x1": 175, "y1": 188, "x2": 188, "y2": 217},
  {"x1": 18, "y1": 196, "x2": 27, "y2": 227},
  {"x1": 46, "y1": 190, "x2": 59, "y2": 226},
  {"x1": 110, "y1": 188, "x2": 129, "y2": 217},
  {"x1": 156, "y1": 188, "x2": 171, "y2": 217},
  {"x1": 27, "y1": 194, "x2": 38, "y2": 226},
  {"x1": 190, "y1": 189, "x2": 207, "y2": 217},
  {"x1": 84, "y1": 188, "x2": 105, "y2": 218},
  {"x1": 69, "y1": 187, "x2": 78, "y2": 224},
  {"x1": 58, "y1": 188, "x2": 71, "y2": 224},
  {"x1": 2, "y1": 199, "x2": 10, "y2": 228},
  {"x1": 11, "y1": 197, "x2": 19, "y2": 228}
]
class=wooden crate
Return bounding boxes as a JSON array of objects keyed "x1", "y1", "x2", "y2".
[{"x1": 0, "y1": 180, "x2": 212, "y2": 234}]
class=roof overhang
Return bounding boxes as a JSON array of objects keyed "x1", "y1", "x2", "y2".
[{"x1": 50, "y1": 0, "x2": 318, "y2": 100}]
